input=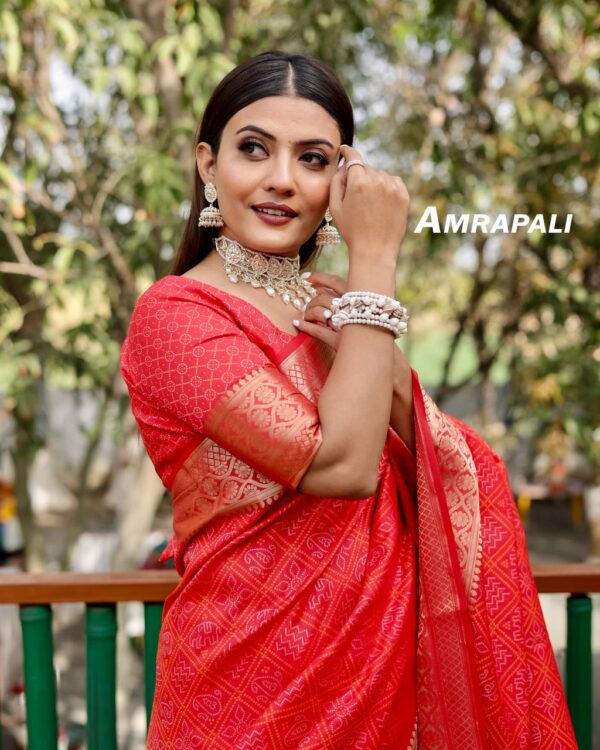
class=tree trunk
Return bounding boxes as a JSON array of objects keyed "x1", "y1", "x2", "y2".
[
  {"x1": 11, "y1": 429, "x2": 44, "y2": 572},
  {"x1": 111, "y1": 447, "x2": 166, "y2": 571}
]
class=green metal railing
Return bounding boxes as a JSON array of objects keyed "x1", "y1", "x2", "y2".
[
  {"x1": 567, "y1": 593, "x2": 593, "y2": 749},
  {"x1": 20, "y1": 605, "x2": 58, "y2": 749},
  {"x1": 0, "y1": 571, "x2": 171, "y2": 750},
  {"x1": 0, "y1": 565, "x2": 598, "y2": 750}
]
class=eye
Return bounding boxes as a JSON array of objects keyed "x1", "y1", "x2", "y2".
[
  {"x1": 238, "y1": 139, "x2": 329, "y2": 167},
  {"x1": 302, "y1": 152, "x2": 329, "y2": 167},
  {"x1": 238, "y1": 139, "x2": 266, "y2": 156}
]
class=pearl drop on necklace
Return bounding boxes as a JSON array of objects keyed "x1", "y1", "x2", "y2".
[{"x1": 213, "y1": 235, "x2": 317, "y2": 311}]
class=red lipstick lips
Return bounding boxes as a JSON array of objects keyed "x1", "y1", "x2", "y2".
[
  {"x1": 252, "y1": 202, "x2": 298, "y2": 225},
  {"x1": 253, "y1": 202, "x2": 298, "y2": 216}
]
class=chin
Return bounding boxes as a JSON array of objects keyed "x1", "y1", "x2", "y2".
[
  {"x1": 258, "y1": 241, "x2": 297, "y2": 255},
  {"x1": 244, "y1": 231, "x2": 302, "y2": 255}
]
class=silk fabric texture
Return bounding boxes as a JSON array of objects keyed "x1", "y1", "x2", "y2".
[{"x1": 120, "y1": 275, "x2": 577, "y2": 749}]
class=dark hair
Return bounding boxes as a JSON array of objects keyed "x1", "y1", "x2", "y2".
[{"x1": 171, "y1": 49, "x2": 354, "y2": 275}]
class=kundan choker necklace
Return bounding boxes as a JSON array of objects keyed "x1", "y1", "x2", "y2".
[{"x1": 213, "y1": 235, "x2": 317, "y2": 311}]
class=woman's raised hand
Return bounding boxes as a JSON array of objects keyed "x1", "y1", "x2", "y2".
[
  {"x1": 295, "y1": 271, "x2": 347, "y2": 350},
  {"x1": 328, "y1": 144, "x2": 410, "y2": 264}
]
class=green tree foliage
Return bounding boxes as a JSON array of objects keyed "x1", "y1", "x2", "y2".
[
  {"x1": 0, "y1": 0, "x2": 375, "y2": 567},
  {"x1": 366, "y1": 0, "x2": 599, "y2": 468}
]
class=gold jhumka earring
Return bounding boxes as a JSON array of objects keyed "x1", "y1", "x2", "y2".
[
  {"x1": 198, "y1": 182, "x2": 225, "y2": 227},
  {"x1": 315, "y1": 207, "x2": 341, "y2": 249}
]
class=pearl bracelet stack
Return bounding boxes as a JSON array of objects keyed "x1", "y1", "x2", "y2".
[{"x1": 330, "y1": 290, "x2": 409, "y2": 337}]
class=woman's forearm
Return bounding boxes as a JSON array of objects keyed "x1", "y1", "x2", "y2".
[
  {"x1": 390, "y1": 346, "x2": 415, "y2": 453},
  {"x1": 301, "y1": 258, "x2": 398, "y2": 497}
]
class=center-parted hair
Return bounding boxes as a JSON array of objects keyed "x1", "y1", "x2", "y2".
[{"x1": 172, "y1": 49, "x2": 354, "y2": 275}]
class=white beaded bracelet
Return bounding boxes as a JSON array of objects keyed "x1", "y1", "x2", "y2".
[{"x1": 330, "y1": 290, "x2": 409, "y2": 337}]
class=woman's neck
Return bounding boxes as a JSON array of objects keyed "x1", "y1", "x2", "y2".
[{"x1": 217, "y1": 231, "x2": 301, "y2": 259}]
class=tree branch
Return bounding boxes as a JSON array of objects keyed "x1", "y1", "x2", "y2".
[
  {"x1": 0, "y1": 216, "x2": 33, "y2": 266},
  {"x1": 0, "y1": 261, "x2": 64, "y2": 281},
  {"x1": 484, "y1": 0, "x2": 593, "y2": 99},
  {"x1": 438, "y1": 236, "x2": 489, "y2": 393}
]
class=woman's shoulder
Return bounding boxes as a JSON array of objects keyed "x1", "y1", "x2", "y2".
[
  {"x1": 120, "y1": 276, "x2": 243, "y2": 385},
  {"x1": 130, "y1": 274, "x2": 235, "y2": 323},
  {"x1": 135, "y1": 274, "x2": 223, "y2": 304},
  {"x1": 122, "y1": 276, "x2": 236, "y2": 356}
]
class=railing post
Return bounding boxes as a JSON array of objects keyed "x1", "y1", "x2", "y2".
[
  {"x1": 86, "y1": 603, "x2": 117, "y2": 750},
  {"x1": 19, "y1": 604, "x2": 58, "y2": 750},
  {"x1": 566, "y1": 593, "x2": 592, "y2": 750},
  {"x1": 143, "y1": 602, "x2": 163, "y2": 729}
]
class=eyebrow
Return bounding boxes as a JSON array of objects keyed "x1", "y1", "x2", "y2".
[{"x1": 234, "y1": 125, "x2": 336, "y2": 150}]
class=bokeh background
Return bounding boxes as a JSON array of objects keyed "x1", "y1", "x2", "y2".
[{"x1": 0, "y1": 1, "x2": 598, "y2": 747}]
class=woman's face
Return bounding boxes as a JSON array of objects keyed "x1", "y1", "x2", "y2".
[{"x1": 196, "y1": 96, "x2": 344, "y2": 257}]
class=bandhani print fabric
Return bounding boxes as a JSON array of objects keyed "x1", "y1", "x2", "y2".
[{"x1": 120, "y1": 275, "x2": 578, "y2": 749}]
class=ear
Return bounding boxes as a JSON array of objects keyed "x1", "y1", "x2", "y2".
[{"x1": 196, "y1": 142, "x2": 217, "y2": 184}]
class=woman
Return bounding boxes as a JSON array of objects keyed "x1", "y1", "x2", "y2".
[{"x1": 120, "y1": 50, "x2": 577, "y2": 749}]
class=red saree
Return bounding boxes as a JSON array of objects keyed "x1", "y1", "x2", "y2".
[{"x1": 120, "y1": 275, "x2": 577, "y2": 749}]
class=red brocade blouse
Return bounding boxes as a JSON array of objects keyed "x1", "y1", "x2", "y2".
[{"x1": 120, "y1": 275, "x2": 325, "y2": 492}]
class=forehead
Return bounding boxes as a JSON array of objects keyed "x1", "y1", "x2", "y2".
[{"x1": 223, "y1": 96, "x2": 341, "y2": 143}]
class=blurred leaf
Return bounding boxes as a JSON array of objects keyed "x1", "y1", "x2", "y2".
[{"x1": 115, "y1": 65, "x2": 137, "y2": 99}]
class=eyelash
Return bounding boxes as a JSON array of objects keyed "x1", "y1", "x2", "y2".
[{"x1": 238, "y1": 139, "x2": 329, "y2": 166}]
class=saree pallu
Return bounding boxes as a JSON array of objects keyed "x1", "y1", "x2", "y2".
[{"x1": 120, "y1": 277, "x2": 577, "y2": 749}]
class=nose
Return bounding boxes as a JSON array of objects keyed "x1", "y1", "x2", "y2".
[{"x1": 264, "y1": 152, "x2": 295, "y2": 194}]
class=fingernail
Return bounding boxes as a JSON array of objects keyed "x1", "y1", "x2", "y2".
[
  {"x1": 292, "y1": 319, "x2": 300, "y2": 326},
  {"x1": 301, "y1": 271, "x2": 311, "y2": 278},
  {"x1": 323, "y1": 309, "x2": 332, "y2": 319}
]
